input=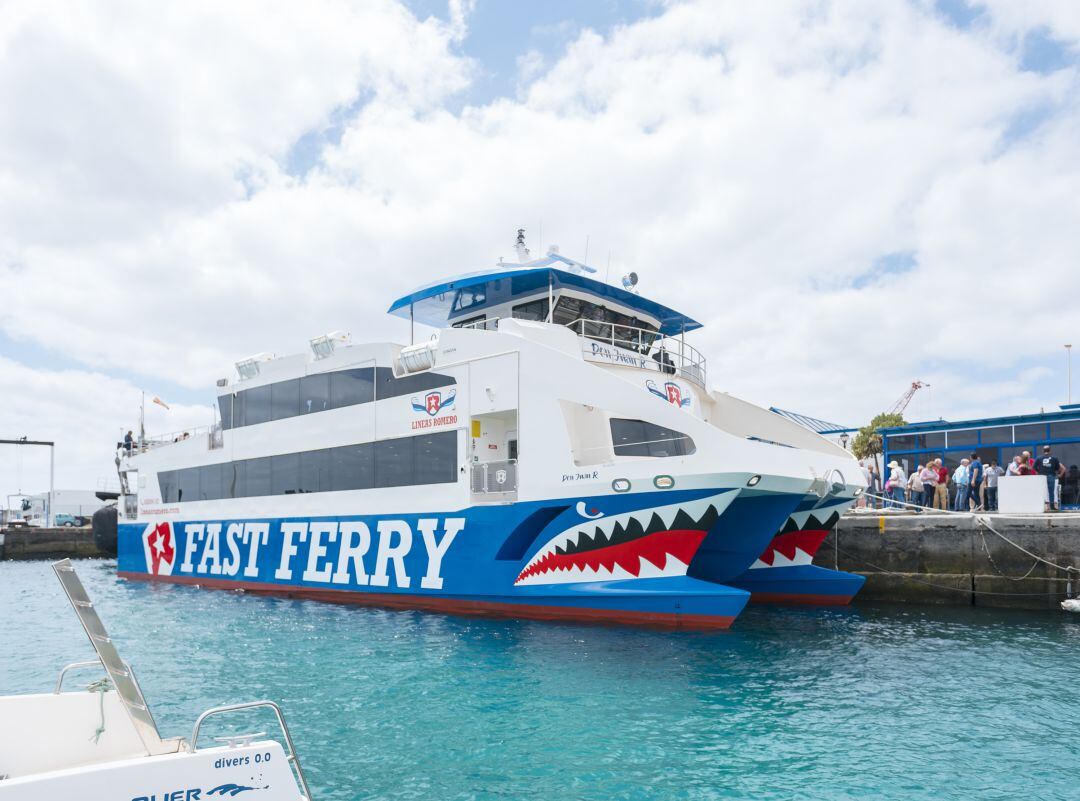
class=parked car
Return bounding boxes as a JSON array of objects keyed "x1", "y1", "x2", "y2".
[{"x1": 54, "y1": 514, "x2": 79, "y2": 527}]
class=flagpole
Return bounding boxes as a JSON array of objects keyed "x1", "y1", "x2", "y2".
[{"x1": 139, "y1": 391, "x2": 145, "y2": 444}]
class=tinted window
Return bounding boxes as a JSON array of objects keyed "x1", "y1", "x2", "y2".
[
  {"x1": 413, "y1": 432, "x2": 457, "y2": 485},
  {"x1": 887, "y1": 434, "x2": 918, "y2": 450},
  {"x1": 948, "y1": 428, "x2": 978, "y2": 447},
  {"x1": 244, "y1": 457, "x2": 272, "y2": 498},
  {"x1": 924, "y1": 432, "x2": 946, "y2": 448},
  {"x1": 158, "y1": 471, "x2": 177, "y2": 503},
  {"x1": 299, "y1": 449, "x2": 331, "y2": 493},
  {"x1": 243, "y1": 384, "x2": 272, "y2": 426},
  {"x1": 376, "y1": 367, "x2": 456, "y2": 400},
  {"x1": 199, "y1": 463, "x2": 223, "y2": 501},
  {"x1": 331, "y1": 443, "x2": 375, "y2": 492},
  {"x1": 232, "y1": 461, "x2": 247, "y2": 499},
  {"x1": 979, "y1": 426, "x2": 1013, "y2": 444},
  {"x1": 331, "y1": 368, "x2": 375, "y2": 408},
  {"x1": 222, "y1": 462, "x2": 236, "y2": 499},
  {"x1": 1049, "y1": 420, "x2": 1080, "y2": 440},
  {"x1": 233, "y1": 391, "x2": 246, "y2": 427},
  {"x1": 375, "y1": 438, "x2": 413, "y2": 488},
  {"x1": 1016, "y1": 423, "x2": 1047, "y2": 441},
  {"x1": 177, "y1": 468, "x2": 199, "y2": 503},
  {"x1": 271, "y1": 452, "x2": 301, "y2": 495},
  {"x1": 300, "y1": 373, "x2": 330, "y2": 415},
  {"x1": 610, "y1": 419, "x2": 695, "y2": 457},
  {"x1": 218, "y1": 396, "x2": 233, "y2": 430},
  {"x1": 512, "y1": 298, "x2": 549, "y2": 321},
  {"x1": 271, "y1": 379, "x2": 300, "y2": 421}
]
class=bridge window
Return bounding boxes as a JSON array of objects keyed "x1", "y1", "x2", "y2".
[
  {"x1": 512, "y1": 298, "x2": 549, "y2": 321},
  {"x1": 610, "y1": 418, "x2": 695, "y2": 458},
  {"x1": 552, "y1": 296, "x2": 658, "y2": 353}
]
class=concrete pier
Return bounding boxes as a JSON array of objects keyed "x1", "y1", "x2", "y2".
[
  {"x1": 821, "y1": 512, "x2": 1080, "y2": 610},
  {"x1": 0, "y1": 528, "x2": 109, "y2": 560}
]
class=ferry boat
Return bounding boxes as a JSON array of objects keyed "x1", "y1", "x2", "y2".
[
  {"x1": 0, "y1": 560, "x2": 310, "y2": 799},
  {"x1": 114, "y1": 236, "x2": 865, "y2": 629}
]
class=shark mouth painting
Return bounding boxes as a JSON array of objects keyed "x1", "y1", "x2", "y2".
[
  {"x1": 515, "y1": 493, "x2": 726, "y2": 586},
  {"x1": 750, "y1": 509, "x2": 845, "y2": 569}
]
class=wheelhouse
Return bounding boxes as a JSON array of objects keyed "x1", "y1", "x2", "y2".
[{"x1": 387, "y1": 250, "x2": 707, "y2": 387}]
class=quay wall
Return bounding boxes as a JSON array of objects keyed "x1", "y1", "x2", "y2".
[
  {"x1": 0, "y1": 528, "x2": 109, "y2": 561},
  {"x1": 821, "y1": 513, "x2": 1080, "y2": 610}
]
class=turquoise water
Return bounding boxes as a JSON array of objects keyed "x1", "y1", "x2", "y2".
[{"x1": 3, "y1": 559, "x2": 1078, "y2": 800}]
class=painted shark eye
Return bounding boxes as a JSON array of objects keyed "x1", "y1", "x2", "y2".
[
  {"x1": 653, "y1": 475, "x2": 675, "y2": 489},
  {"x1": 747, "y1": 475, "x2": 762, "y2": 487},
  {"x1": 612, "y1": 478, "x2": 631, "y2": 493}
]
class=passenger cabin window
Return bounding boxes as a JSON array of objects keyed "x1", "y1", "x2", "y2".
[
  {"x1": 610, "y1": 419, "x2": 695, "y2": 458},
  {"x1": 158, "y1": 431, "x2": 458, "y2": 503},
  {"x1": 552, "y1": 296, "x2": 659, "y2": 353},
  {"x1": 511, "y1": 298, "x2": 549, "y2": 321}
]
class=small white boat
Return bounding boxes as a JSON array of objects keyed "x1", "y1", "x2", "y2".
[{"x1": 0, "y1": 559, "x2": 311, "y2": 800}]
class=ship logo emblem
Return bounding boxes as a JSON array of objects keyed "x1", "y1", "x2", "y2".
[
  {"x1": 646, "y1": 380, "x2": 690, "y2": 408},
  {"x1": 142, "y1": 521, "x2": 175, "y2": 576},
  {"x1": 495, "y1": 469, "x2": 508, "y2": 485},
  {"x1": 412, "y1": 389, "x2": 456, "y2": 416}
]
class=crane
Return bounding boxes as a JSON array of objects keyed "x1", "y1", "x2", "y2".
[{"x1": 887, "y1": 381, "x2": 928, "y2": 416}]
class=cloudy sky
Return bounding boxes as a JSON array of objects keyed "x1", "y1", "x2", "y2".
[{"x1": 1, "y1": 0, "x2": 1078, "y2": 498}]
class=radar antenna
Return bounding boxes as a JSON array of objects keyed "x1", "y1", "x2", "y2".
[{"x1": 513, "y1": 229, "x2": 530, "y2": 263}]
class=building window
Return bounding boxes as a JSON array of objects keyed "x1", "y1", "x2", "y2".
[
  {"x1": 1049, "y1": 420, "x2": 1080, "y2": 440},
  {"x1": 947, "y1": 428, "x2": 978, "y2": 447},
  {"x1": 979, "y1": 426, "x2": 1013, "y2": 444},
  {"x1": 610, "y1": 419, "x2": 695, "y2": 457},
  {"x1": 1015, "y1": 423, "x2": 1047, "y2": 442},
  {"x1": 924, "y1": 432, "x2": 946, "y2": 448}
]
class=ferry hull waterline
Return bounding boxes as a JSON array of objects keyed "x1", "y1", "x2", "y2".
[{"x1": 115, "y1": 234, "x2": 865, "y2": 629}]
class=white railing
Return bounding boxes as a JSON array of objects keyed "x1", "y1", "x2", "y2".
[
  {"x1": 472, "y1": 459, "x2": 517, "y2": 494},
  {"x1": 120, "y1": 424, "x2": 218, "y2": 456},
  {"x1": 566, "y1": 318, "x2": 707, "y2": 388},
  {"x1": 454, "y1": 317, "x2": 501, "y2": 331}
]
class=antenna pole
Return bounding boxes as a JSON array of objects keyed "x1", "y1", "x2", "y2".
[
  {"x1": 584, "y1": 235, "x2": 590, "y2": 265},
  {"x1": 410, "y1": 302, "x2": 415, "y2": 345}
]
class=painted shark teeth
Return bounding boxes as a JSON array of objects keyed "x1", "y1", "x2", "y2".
[{"x1": 514, "y1": 492, "x2": 729, "y2": 586}]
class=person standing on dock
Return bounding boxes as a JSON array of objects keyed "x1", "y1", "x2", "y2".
[
  {"x1": 920, "y1": 463, "x2": 939, "y2": 508},
  {"x1": 887, "y1": 461, "x2": 906, "y2": 508},
  {"x1": 1006, "y1": 455, "x2": 1023, "y2": 476},
  {"x1": 934, "y1": 458, "x2": 949, "y2": 510},
  {"x1": 984, "y1": 460, "x2": 1004, "y2": 512},
  {"x1": 968, "y1": 453, "x2": 984, "y2": 511},
  {"x1": 907, "y1": 465, "x2": 925, "y2": 507},
  {"x1": 952, "y1": 459, "x2": 971, "y2": 512},
  {"x1": 1036, "y1": 446, "x2": 1063, "y2": 512}
]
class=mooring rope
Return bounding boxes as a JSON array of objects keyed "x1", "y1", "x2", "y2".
[
  {"x1": 86, "y1": 677, "x2": 111, "y2": 744},
  {"x1": 860, "y1": 492, "x2": 1078, "y2": 575}
]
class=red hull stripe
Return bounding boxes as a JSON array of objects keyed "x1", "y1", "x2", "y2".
[
  {"x1": 117, "y1": 572, "x2": 737, "y2": 630},
  {"x1": 748, "y1": 592, "x2": 855, "y2": 606}
]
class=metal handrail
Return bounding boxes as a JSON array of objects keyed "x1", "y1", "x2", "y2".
[
  {"x1": 454, "y1": 317, "x2": 501, "y2": 331},
  {"x1": 191, "y1": 700, "x2": 312, "y2": 800},
  {"x1": 565, "y1": 317, "x2": 707, "y2": 387}
]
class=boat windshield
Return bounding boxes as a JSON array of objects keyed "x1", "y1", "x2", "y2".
[{"x1": 502, "y1": 295, "x2": 659, "y2": 353}]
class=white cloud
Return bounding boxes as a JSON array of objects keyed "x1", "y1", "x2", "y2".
[{"x1": 0, "y1": 0, "x2": 1078, "y2": 496}]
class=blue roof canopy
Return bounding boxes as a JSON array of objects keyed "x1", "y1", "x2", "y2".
[{"x1": 387, "y1": 254, "x2": 702, "y2": 336}]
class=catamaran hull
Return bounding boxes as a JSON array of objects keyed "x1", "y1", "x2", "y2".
[
  {"x1": 116, "y1": 486, "x2": 777, "y2": 630},
  {"x1": 730, "y1": 495, "x2": 866, "y2": 605}
]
